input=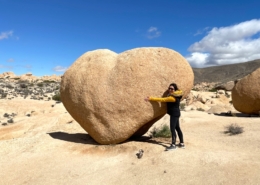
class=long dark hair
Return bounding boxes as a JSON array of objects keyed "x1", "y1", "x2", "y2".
[{"x1": 169, "y1": 83, "x2": 179, "y2": 91}]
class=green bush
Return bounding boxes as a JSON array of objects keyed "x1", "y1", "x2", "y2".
[
  {"x1": 3, "y1": 113, "x2": 9, "y2": 117},
  {"x1": 224, "y1": 124, "x2": 244, "y2": 135},
  {"x1": 209, "y1": 88, "x2": 217, "y2": 92},
  {"x1": 6, "y1": 84, "x2": 14, "y2": 89},
  {"x1": 192, "y1": 88, "x2": 199, "y2": 91},
  {"x1": 7, "y1": 119, "x2": 14, "y2": 123},
  {"x1": 37, "y1": 83, "x2": 44, "y2": 87},
  {"x1": 20, "y1": 83, "x2": 27, "y2": 88},
  {"x1": 52, "y1": 93, "x2": 61, "y2": 101},
  {"x1": 225, "y1": 93, "x2": 231, "y2": 98},
  {"x1": 180, "y1": 103, "x2": 186, "y2": 110},
  {"x1": 1, "y1": 93, "x2": 7, "y2": 99},
  {"x1": 197, "y1": 108, "x2": 205, "y2": 111},
  {"x1": 43, "y1": 80, "x2": 56, "y2": 83},
  {"x1": 150, "y1": 125, "x2": 171, "y2": 138}
]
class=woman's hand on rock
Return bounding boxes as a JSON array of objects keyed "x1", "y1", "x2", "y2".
[{"x1": 144, "y1": 97, "x2": 150, "y2": 102}]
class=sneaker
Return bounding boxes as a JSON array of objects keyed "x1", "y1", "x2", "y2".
[
  {"x1": 177, "y1": 143, "x2": 185, "y2": 149},
  {"x1": 166, "y1": 144, "x2": 177, "y2": 151}
]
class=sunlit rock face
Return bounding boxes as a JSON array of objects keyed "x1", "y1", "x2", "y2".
[{"x1": 232, "y1": 68, "x2": 260, "y2": 115}]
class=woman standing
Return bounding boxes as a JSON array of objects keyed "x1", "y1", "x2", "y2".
[{"x1": 145, "y1": 83, "x2": 185, "y2": 151}]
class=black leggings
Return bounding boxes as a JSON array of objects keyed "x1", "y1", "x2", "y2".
[{"x1": 170, "y1": 116, "x2": 184, "y2": 144}]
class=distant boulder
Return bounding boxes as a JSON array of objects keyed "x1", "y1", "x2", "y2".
[
  {"x1": 232, "y1": 68, "x2": 260, "y2": 114},
  {"x1": 19, "y1": 74, "x2": 38, "y2": 83},
  {"x1": 60, "y1": 47, "x2": 194, "y2": 144},
  {"x1": 0, "y1": 71, "x2": 16, "y2": 79},
  {"x1": 215, "y1": 81, "x2": 235, "y2": 91},
  {"x1": 41, "y1": 74, "x2": 61, "y2": 82}
]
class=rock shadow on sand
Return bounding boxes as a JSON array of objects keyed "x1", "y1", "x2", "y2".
[
  {"x1": 48, "y1": 132, "x2": 98, "y2": 145},
  {"x1": 214, "y1": 112, "x2": 260, "y2": 118}
]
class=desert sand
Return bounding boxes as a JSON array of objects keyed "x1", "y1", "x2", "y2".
[{"x1": 1, "y1": 94, "x2": 260, "y2": 185}]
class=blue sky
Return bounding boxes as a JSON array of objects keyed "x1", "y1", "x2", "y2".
[{"x1": 1, "y1": 0, "x2": 260, "y2": 76}]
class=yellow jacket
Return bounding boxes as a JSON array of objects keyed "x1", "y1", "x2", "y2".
[{"x1": 149, "y1": 90, "x2": 183, "y2": 102}]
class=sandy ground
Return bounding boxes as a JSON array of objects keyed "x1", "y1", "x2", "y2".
[{"x1": 0, "y1": 97, "x2": 260, "y2": 185}]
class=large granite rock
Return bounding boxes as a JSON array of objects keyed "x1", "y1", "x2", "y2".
[
  {"x1": 232, "y1": 68, "x2": 260, "y2": 114},
  {"x1": 60, "y1": 47, "x2": 194, "y2": 144},
  {"x1": 215, "y1": 81, "x2": 235, "y2": 91}
]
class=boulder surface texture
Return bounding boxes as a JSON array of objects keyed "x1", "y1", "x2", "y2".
[
  {"x1": 232, "y1": 68, "x2": 260, "y2": 114},
  {"x1": 60, "y1": 47, "x2": 194, "y2": 144}
]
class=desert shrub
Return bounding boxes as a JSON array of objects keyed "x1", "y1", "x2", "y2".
[
  {"x1": 229, "y1": 100, "x2": 233, "y2": 104},
  {"x1": 13, "y1": 77, "x2": 20, "y2": 80},
  {"x1": 43, "y1": 80, "x2": 56, "y2": 83},
  {"x1": 37, "y1": 83, "x2": 44, "y2": 87},
  {"x1": 22, "y1": 89, "x2": 30, "y2": 95},
  {"x1": 7, "y1": 119, "x2": 14, "y2": 123},
  {"x1": 192, "y1": 88, "x2": 199, "y2": 91},
  {"x1": 11, "y1": 113, "x2": 17, "y2": 117},
  {"x1": 20, "y1": 83, "x2": 27, "y2": 88},
  {"x1": 0, "y1": 93, "x2": 7, "y2": 98},
  {"x1": 52, "y1": 93, "x2": 61, "y2": 101},
  {"x1": 3, "y1": 113, "x2": 9, "y2": 117},
  {"x1": 224, "y1": 124, "x2": 244, "y2": 135},
  {"x1": 209, "y1": 88, "x2": 217, "y2": 92},
  {"x1": 5, "y1": 84, "x2": 14, "y2": 89},
  {"x1": 150, "y1": 125, "x2": 171, "y2": 138},
  {"x1": 180, "y1": 103, "x2": 186, "y2": 110},
  {"x1": 225, "y1": 93, "x2": 231, "y2": 98},
  {"x1": 197, "y1": 108, "x2": 205, "y2": 111}
]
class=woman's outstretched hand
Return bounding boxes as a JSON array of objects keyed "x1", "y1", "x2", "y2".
[{"x1": 144, "y1": 97, "x2": 150, "y2": 102}]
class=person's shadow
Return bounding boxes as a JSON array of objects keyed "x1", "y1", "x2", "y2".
[
  {"x1": 129, "y1": 136, "x2": 170, "y2": 148},
  {"x1": 48, "y1": 132, "x2": 98, "y2": 145}
]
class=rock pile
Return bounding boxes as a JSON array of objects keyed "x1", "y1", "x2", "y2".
[
  {"x1": 182, "y1": 89, "x2": 232, "y2": 113},
  {"x1": 0, "y1": 72, "x2": 61, "y2": 101},
  {"x1": 0, "y1": 72, "x2": 61, "y2": 83},
  {"x1": 61, "y1": 47, "x2": 194, "y2": 144}
]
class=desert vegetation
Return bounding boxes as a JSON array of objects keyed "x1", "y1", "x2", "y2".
[
  {"x1": 224, "y1": 124, "x2": 244, "y2": 135},
  {"x1": 150, "y1": 125, "x2": 171, "y2": 138},
  {"x1": 0, "y1": 78, "x2": 60, "y2": 101}
]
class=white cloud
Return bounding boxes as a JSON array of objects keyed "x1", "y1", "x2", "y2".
[
  {"x1": 7, "y1": 58, "x2": 14, "y2": 62},
  {"x1": 185, "y1": 52, "x2": 209, "y2": 68},
  {"x1": 186, "y1": 19, "x2": 260, "y2": 67},
  {"x1": 23, "y1": 65, "x2": 32, "y2": 70},
  {"x1": 146, "y1": 26, "x2": 161, "y2": 39},
  {"x1": 194, "y1": 27, "x2": 210, "y2": 36},
  {"x1": 0, "y1": 65, "x2": 13, "y2": 70},
  {"x1": 0, "y1": 30, "x2": 13, "y2": 40},
  {"x1": 53, "y1": 66, "x2": 67, "y2": 72}
]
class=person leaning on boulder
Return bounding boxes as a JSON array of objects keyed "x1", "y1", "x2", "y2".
[{"x1": 144, "y1": 83, "x2": 185, "y2": 151}]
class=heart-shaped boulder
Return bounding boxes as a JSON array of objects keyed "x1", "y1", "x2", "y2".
[{"x1": 60, "y1": 47, "x2": 194, "y2": 144}]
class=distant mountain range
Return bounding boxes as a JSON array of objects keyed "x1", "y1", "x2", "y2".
[{"x1": 192, "y1": 59, "x2": 260, "y2": 84}]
